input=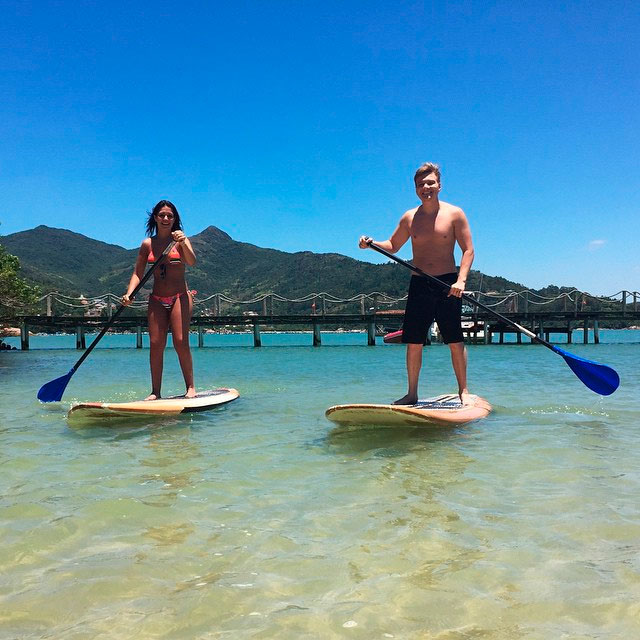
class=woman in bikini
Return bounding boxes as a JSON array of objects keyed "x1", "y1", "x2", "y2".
[{"x1": 122, "y1": 200, "x2": 197, "y2": 400}]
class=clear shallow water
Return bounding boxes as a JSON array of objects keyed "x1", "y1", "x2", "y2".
[{"x1": 1, "y1": 332, "x2": 639, "y2": 638}]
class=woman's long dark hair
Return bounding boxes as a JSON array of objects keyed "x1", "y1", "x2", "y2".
[{"x1": 145, "y1": 200, "x2": 183, "y2": 236}]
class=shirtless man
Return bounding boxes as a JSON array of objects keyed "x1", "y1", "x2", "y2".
[{"x1": 359, "y1": 162, "x2": 474, "y2": 405}]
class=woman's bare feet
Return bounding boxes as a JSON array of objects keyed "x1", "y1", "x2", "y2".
[
  {"x1": 144, "y1": 393, "x2": 160, "y2": 401},
  {"x1": 393, "y1": 394, "x2": 418, "y2": 405},
  {"x1": 184, "y1": 387, "x2": 197, "y2": 399}
]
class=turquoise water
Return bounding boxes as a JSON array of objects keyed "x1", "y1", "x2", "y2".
[{"x1": 1, "y1": 332, "x2": 639, "y2": 638}]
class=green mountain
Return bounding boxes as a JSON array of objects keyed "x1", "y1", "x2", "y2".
[
  {"x1": 2, "y1": 224, "x2": 537, "y2": 307},
  {"x1": 1, "y1": 226, "x2": 133, "y2": 295}
]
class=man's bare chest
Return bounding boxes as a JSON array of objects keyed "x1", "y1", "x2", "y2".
[{"x1": 409, "y1": 213, "x2": 454, "y2": 246}]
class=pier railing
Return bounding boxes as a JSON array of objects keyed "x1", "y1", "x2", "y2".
[{"x1": 3, "y1": 287, "x2": 640, "y2": 319}]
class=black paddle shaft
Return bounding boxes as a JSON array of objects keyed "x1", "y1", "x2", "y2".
[
  {"x1": 367, "y1": 241, "x2": 554, "y2": 350},
  {"x1": 71, "y1": 241, "x2": 177, "y2": 372}
]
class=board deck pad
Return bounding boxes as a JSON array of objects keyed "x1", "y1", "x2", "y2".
[
  {"x1": 67, "y1": 388, "x2": 239, "y2": 424},
  {"x1": 325, "y1": 393, "x2": 492, "y2": 427}
]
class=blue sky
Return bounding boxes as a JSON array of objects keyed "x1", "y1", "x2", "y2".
[{"x1": 1, "y1": 0, "x2": 638, "y2": 295}]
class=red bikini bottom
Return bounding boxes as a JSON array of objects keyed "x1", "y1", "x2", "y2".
[{"x1": 149, "y1": 291, "x2": 193, "y2": 310}]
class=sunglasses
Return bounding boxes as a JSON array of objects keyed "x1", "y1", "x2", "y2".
[{"x1": 155, "y1": 213, "x2": 174, "y2": 219}]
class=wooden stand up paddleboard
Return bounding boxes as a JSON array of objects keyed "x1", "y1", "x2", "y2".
[
  {"x1": 67, "y1": 388, "x2": 239, "y2": 423},
  {"x1": 326, "y1": 394, "x2": 491, "y2": 427}
]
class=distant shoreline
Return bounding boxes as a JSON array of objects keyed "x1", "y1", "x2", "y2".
[
  {"x1": 3, "y1": 327, "x2": 640, "y2": 338},
  {"x1": 1, "y1": 328, "x2": 369, "y2": 337}
]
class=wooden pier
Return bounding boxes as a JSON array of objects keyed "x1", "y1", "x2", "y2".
[
  {"x1": 9, "y1": 306, "x2": 640, "y2": 350},
  {"x1": 13, "y1": 313, "x2": 378, "y2": 350},
  {"x1": 468, "y1": 310, "x2": 634, "y2": 345}
]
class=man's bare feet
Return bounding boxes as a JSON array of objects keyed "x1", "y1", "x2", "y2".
[
  {"x1": 144, "y1": 393, "x2": 160, "y2": 401},
  {"x1": 184, "y1": 387, "x2": 197, "y2": 399},
  {"x1": 393, "y1": 394, "x2": 418, "y2": 405}
]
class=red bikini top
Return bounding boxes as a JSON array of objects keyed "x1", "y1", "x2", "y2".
[{"x1": 147, "y1": 245, "x2": 182, "y2": 264}]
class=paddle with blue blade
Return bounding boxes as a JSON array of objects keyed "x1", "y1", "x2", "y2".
[
  {"x1": 367, "y1": 241, "x2": 620, "y2": 396},
  {"x1": 37, "y1": 241, "x2": 177, "y2": 402}
]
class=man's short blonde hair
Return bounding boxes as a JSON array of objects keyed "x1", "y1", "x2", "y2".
[{"x1": 414, "y1": 162, "x2": 441, "y2": 184}]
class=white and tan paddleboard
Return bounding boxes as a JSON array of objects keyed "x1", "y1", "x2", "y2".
[
  {"x1": 67, "y1": 388, "x2": 239, "y2": 423},
  {"x1": 325, "y1": 394, "x2": 491, "y2": 427}
]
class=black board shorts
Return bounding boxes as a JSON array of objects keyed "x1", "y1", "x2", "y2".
[{"x1": 401, "y1": 273, "x2": 464, "y2": 345}]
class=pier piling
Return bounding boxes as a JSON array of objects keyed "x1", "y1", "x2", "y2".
[
  {"x1": 367, "y1": 320, "x2": 376, "y2": 345},
  {"x1": 20, "y1": 322, "x2": 29, "y2": 350},
  {"x1": 76, "y1": 325, "x2": 85, "y2": 350},
  {"x1": 253, "y1": 321, "x2": 262, "y2": 347}
]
